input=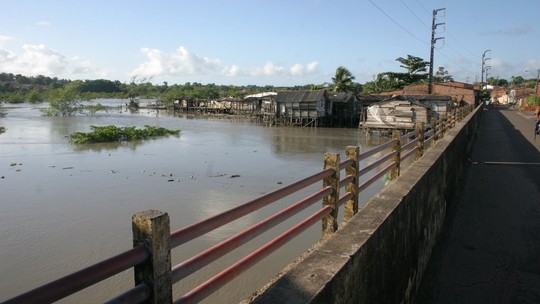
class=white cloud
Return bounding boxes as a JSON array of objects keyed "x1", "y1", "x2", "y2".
[
  {"x1": 222, "y1": 64, "x2": 241, "y2": 76},
  {"x1": 36, "y1": 21, "x2": 51, "y2": 27},
  {"x1": 0, "y1": 43, "x2": 105, "y2": 80},
  {"x1": 290, "y1": 61, "x2": 319, "y2": 76},
  {"x1": 480, "y1": 24, "x2": 533, "y2": 36},
  {"x1": 0, "y1": 44, "x2": 68, "y2": 76},
  {"x1": 306, "y1": 61, "x2": 319, "y2": 73},
  {"x1": 132, "y1": 46, "x2": 320, "y2": 83},
  {"x1": 290, "y1": 63, "x2": 304, "y2": 76},
  {"x1": 0, "y1": 35, "x2": 14, "y2": 44},
  {"x1": 250, "y1": 62, "x2": 286, "y2": 76},
  {"x1": 249, "y1": 61, "x2": 319, "y2": 77},
  {"x1": 131, "y1": 46, "x2": 222, "y2": 78}
]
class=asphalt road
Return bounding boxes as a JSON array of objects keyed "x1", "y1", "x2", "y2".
[{"x1": 415, "y1": 107, "x2": 540, "y2": 304}]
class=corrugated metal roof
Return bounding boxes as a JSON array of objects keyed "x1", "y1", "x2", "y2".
[
  {"x1": 275, "y1": 89, "x2": 326, "y2": 103},
  {"x1": 244, "y1": 92, "x2": 277, "y2": 99},
  {"x1": 327, "y1": 92, "x2": 355, "y2": 103},
  {"x1": 374, "y1": 95, "x2": 430, "y2": 108}
]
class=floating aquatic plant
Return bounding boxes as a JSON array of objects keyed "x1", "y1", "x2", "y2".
[{"x1": 70, "y1": 125, "x2": 180, "y2": 144}]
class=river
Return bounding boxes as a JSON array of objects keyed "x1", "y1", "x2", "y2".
[{"x1": 0, "y1": 99, "x2": 388, "y2": 303}]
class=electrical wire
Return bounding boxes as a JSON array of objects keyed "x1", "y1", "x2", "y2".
[
  {"x1": 368, "y1": 0, "x2": 428, "y2": 46},
  {"x1": 400, "y1": 0, "x2": 430, "y2": 30}
]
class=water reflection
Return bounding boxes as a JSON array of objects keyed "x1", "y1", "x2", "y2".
[{"x1": 0, "y1": 102, "x2": 389, "y2": 304}]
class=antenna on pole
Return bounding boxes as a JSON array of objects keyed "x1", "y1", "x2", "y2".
[{"x1": 428, "y1": 8, "x2": 446, "y2": 94}]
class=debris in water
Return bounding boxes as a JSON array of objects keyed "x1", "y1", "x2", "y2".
[
  {"x1": 63, "y1": 167, "x2": 74, "y2": 170},
  {"x1": 230, "y1": 174, "x2": 241, "y2": 178}
]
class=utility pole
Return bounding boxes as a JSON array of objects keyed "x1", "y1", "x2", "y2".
[
  {"x1": 428, "y1": 8, "x2": 445, "y2": 94},
  {"x1": 533, "y1": 69, "x2": 539, "y2": 105},
  {"x1": 481, "y1": 49, "x2": 491, "y2": 86},
  {"x1": 525, "y1": 68, "x2": 539, "y2": 105}
]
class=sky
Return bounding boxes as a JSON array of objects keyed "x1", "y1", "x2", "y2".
[{"x1": 1, "y1": 0, "x2": 539, "y2": 87}]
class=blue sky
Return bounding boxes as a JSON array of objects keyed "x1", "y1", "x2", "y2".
[{"x1": 1, "y1": 0, "x2": 539, "y2": 86}]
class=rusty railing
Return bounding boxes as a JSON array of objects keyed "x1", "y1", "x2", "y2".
[{"x1": 1, "y1": 104, "x2": 475, "y2": 304}]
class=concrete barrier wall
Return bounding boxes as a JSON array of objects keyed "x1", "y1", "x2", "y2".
[{"x1": 245, "y1": 105, "x2": 483, "y2": 304}]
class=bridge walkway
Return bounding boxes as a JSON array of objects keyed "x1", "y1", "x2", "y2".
[{"x1": 415, "y1": 107, "x2": 540, "y2": 303}]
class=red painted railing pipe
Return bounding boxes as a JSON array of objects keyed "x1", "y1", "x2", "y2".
[
  {"x1": 358, "y1": 162, "x2": 397, "y2": 192},
  {"x1": 339, "y1": 175, "x2": 355, "y2": 189},
  {"x1": 401, "y1": 137, "x2": 419, "y2": 151},
  {"x1": 359, "y1": 139, "x2": 398, "y2": 161},
  {"x1": 171, "y1": 186, "x2": 333, "y2": 283},
  {"x1": 336, "y1": 192, "x2": 354, "y2": 207},
  {"x1": 358, "y1": 151, "x2": 397, "y2": 177},
  {"x1": 170, "y1": 169, "x2": 334, "y2": 248},
  {"x1": 1, "y1": 245, "x2": 149, "y2": 304},
  {"x1": 401, "y1": 147, "x2": 419, "y2": 162},
  {"x1": 174, "y1": 206, "x2": 333, "y2": 304},
  {"x1": 339, "y1": 158, "x2": 354, "y2": 170},
  {"x1": 401, "y1": 129, "x2": 419, "y2": 141}
]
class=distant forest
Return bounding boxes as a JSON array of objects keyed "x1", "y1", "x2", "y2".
[
  {"x1": 0, "y1": 70, "x2": 537, "y2": 105},
  {"x1": 0, "y1": 72, "x2": 319, "y2": 104}
]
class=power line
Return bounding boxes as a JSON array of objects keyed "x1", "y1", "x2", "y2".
[
  {"x1": 368, "y1": 0, "x2": 428, "y2": 46},
  {"x1": 403, "y1": 3, "x2": 480, "y2": 81},
  {"x1": 400, "y1": 0, "x2": 430, "y2": 30},
  {"x1": 414, "y1": 0, "x2": 431, "y2": 15},
  {"x1": 445, "y1": 30, "x2": 477, "y2": 58}
]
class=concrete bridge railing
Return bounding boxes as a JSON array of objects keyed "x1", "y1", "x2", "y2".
[{"x1": 245, "y1": 104, "x2": 483, "y2": 304}]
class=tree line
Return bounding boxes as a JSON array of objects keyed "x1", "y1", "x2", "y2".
[{"x1": 1, "y1": 55, "x2": 538, "y2": 105}]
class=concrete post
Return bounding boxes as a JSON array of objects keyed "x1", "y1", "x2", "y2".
[
  {"x1": 344, "y1": 146, "x2": 359, "y2": 222},
  {"x1": 441, "y1": 115, "x2": 447, "y2": 137},
  {"x1": 415, "y1": 122, "x2": 425, "y2": 160},
  {"x1": 431, "y1": 117, "x2": 438, "y2": 146},
  {"x1": 322, "y1": 152, "x2": 340, "y2": 239},
  {"x1": 391, "y1": 131, "x2": 401, "y2": 180},
  {"x1": 132, "y1": 210, "x2": 172, "y2": 304}
]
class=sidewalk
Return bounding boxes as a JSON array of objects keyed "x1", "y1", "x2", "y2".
[{"x1": 415, "y1": 107, "x2": 540, "y2": 303}]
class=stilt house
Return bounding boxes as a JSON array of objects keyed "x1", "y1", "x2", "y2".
[
  {"x1": 362, "y1": 95, "x2": 432, "y2": 131},
  {"x1": 275, "y1": 89, "x2": 327, "y2": 127}
]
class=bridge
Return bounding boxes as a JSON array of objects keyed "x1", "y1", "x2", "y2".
[
  {"x1": 415, "y1": 108, "x2": 540, "y2": 303},
  {"x1": 248, "y1": 106, "x2": 540, "y2": 304},
  {"x1": 3, "y1": 104, "x2": 539, "y2": 303}
]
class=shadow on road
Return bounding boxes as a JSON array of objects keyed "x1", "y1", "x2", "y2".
[{"x1": 415, "y1": 108, "x2": 540, "y2": 304}]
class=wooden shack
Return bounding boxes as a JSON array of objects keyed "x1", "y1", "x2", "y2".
[
  {"x1": 275, "y1": 89, "x2": 327, "y2": 127},
  {"x1": 362, "y1": 95, "x2": 432, "y2": 131},
  {"x1": 243, "y1": 92, "x2": 278, "y2": 123},
  {"x1": 413, "y1": 95, "x2": 453, "y2": 119},
  {"x1": 326, "y1": 92, "x2": 361, "y2": 127}
]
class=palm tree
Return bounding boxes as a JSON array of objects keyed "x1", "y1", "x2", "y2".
[{"x1": 332, "y1": 66, "x2": 356, "y2": 92}]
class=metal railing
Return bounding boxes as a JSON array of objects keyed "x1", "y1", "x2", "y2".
[{"x1": 1, "y1": 104, "x2": 475, "y2": 304}]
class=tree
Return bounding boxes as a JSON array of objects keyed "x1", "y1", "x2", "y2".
[
  {"x1": 433, "y1": 67, "x2": 454, "y2": 83},
  {"x1": 331, "y1": 66, "x2": 356, "y2": 92},
  {"x1": 396, "y1": 55, "x2": 429, "y2": 75},
  {"x1": 42, "y1": 81, "x2": 83, "y2": 116},
  {"x1": 394, "y1": 55, "x2": 429, "y2": 85},
  {"x1": 363, "y1": 73, "x2": 401, "y2": 93},
  {"x1": 512, "y1": 76, "x2": 525, "y2": 86},
  {"x1": 497, "y1": 79, "x2": 508, "y2": 87}
]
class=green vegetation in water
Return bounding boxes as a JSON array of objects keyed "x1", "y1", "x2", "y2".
[{"x1": 70, "y1": 125, "x2": 180, "y2": 144}]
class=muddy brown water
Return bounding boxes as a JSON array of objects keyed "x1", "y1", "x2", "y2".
[{"x1": 0, "y1": 100, "x2": 388, "y2": 303}]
